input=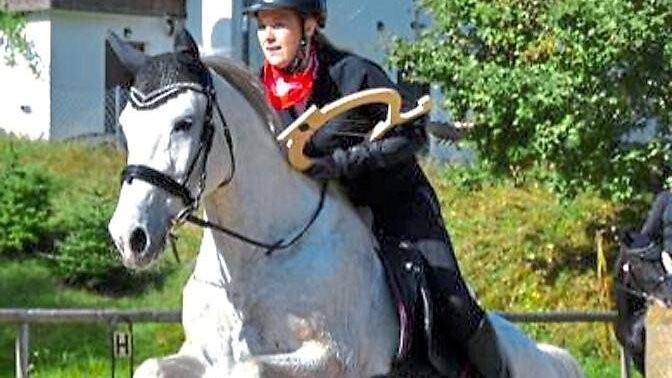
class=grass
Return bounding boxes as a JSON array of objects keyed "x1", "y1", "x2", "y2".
[
  {"x1": 0, "y1": 136, "x2": 651, "y2": 377},
  {"x1": 0, "y1": 258, "x2": 192, "y2": 377},
  {"x1": 0, "y1": 137, "x2": 201, "y2": 377}
]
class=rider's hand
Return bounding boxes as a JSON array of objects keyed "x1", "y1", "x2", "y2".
[
  {"x1": 304, "y1": 147, "x2": 373, "y2": 181},
  {"x1": 304, "y1": 154, "x2": 342, "y2": 180}
]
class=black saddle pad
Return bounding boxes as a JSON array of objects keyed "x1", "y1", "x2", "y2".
[{"x1": 375, "y1": 239, "x2": 469, "y2": 378}]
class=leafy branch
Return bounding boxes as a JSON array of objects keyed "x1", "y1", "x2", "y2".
[{"x1": 0, "y1": 10, "x2": 40, "y2": 76}]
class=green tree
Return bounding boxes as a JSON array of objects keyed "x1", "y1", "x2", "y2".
[
  {"x1": 390, "y1": 0, "x2": 672, "y2": 199},
  {"x1": 0, "y1": 9, "x2": 39, "y2": 74}
]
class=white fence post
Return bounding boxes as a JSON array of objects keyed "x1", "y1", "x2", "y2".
[{"x1": 15, "y1": 322, "x2": 29, "y2": 378}]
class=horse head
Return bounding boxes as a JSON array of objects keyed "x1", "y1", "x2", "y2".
[
  {"x1": 107, "y1": 28, "x2": 232, "y2": 269},
  {"x1": 616, "y1": 229, "x2": 672, "y2": 308}
]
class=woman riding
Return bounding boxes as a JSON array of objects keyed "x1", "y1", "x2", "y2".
[
  {"x1": 244, "y1": 0, "x2": 509, "y2": 376},
  {"x1": 641, "y1": 191, "x2": 672, "y2": 252}
]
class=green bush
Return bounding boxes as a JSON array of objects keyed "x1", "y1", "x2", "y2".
[
  {"x1": 0, "y1": 161, "x2": 53, "y2": 255},
  {"x1": 51, "y1": 192, "x2": 159, "y2": 293},
  {"x1": 390, "y1": 0, "x2": 672, "y2": 200}
]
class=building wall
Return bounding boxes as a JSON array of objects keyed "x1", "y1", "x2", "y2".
[
  {"x1": 326, "y1": 1, "x2": 417, "y2": 69},
  {"x1": 185, "y1": 0, "x2": 234, "y2": 56},
  {"x1": 0, "y1": 14, "x2": 52, "y2": 139},
  {"x1": 185, "y1": 0, "x2": 203, "y2": 48},
  {"x1": 3, "y1": 0, "x2": 186, "y2": 17},
  {"x1": 49, "y1": 10, "x2": 174, "y2": 139},
  {"x1": 1, "y1": 0, "x2": 440, "y2": 141}
]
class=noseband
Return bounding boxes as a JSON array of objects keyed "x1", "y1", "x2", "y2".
[{"x1": 120, "y1": 71, "x2": 325, "y2": 255}]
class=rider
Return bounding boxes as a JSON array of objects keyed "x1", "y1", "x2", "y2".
[
  {"x1": 243, "y1": 0, "x2": 509, "y2": 376},
  {"x1": 641, "y1": 191, "x2": 672, "y2": 252}
]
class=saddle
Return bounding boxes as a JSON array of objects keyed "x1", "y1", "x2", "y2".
[{"x1": 375, "y1": 239, "x2": 472, "y2": 378}]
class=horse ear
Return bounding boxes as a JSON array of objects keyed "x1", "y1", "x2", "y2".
[
  {"x1": 107, "y1": 31, "x2": 148, "y2": 75},
  {"x1": 174, "y1": 26, "x2": 200, "y2": 58}
]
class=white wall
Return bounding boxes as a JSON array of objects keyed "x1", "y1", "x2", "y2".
[
  {"x1": 49, "y1": 10, "x2": 174, "y2": 139},
  {"x1": 0, "y1": 14, "x2": 52, "y2": 140}
]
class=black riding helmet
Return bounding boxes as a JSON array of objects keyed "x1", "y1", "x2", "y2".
[{"x1": 243, "y1": 0, "x2": 327, "y2": 27}]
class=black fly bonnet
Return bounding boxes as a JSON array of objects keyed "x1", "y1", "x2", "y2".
[{"x1": 122, "y1": 51, "x2": 234, "y2": 214}]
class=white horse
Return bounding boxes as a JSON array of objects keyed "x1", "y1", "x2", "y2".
[{"x1": 107, "y1": 29, "x2": 584, "y2": 378}]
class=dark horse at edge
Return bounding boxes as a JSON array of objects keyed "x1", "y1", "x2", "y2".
[{"x1": 614, "y1": 191, "x2": 672, "y2": 376}]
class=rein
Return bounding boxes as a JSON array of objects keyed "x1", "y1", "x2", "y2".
[
  {"x1": 186, "y1": 183, "x2": 327, "y2": 256},
  {"x1": 617, "y1": 274, "x2": 672, "y2": 301},
  {"x1": 614, "y1": 281, "x2": 652, "y2": 301},
  {"x1": 121, "y1": 73, "x2": 325, "y2": 255}
]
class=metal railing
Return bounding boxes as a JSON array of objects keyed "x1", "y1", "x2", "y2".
[
  {"x1": 0, "y1": 309, "x2": 630, "y2": 378},
  {"x1": 0, "y1": 309, "x2": 180, "y2": 378}
]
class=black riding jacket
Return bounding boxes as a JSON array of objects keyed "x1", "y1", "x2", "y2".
[
  {"x1": 275, "y1": 41, "x2": 431, "y2": 209},
  {"x1": 270, "y1": 40, "x2": 455, "y2": 268},
  {"x1": 641, "y1": 191, "x2": 672, "y2": 252}
]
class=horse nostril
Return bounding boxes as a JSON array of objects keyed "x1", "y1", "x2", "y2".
[{"x1": 129, "y1": 227, "x2": 148, "y2": 254}]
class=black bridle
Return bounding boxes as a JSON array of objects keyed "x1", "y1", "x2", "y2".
[
  {"x1": 120, "y1": 73, "x2": 326, "y2": 256},
  {"x1": 616, "y1": 242, "x2": 672, "y2": 301}
]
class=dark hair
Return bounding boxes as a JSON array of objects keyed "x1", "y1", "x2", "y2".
[{"x1": 312, "y1": 30, "x2": 349, "y2": 55}]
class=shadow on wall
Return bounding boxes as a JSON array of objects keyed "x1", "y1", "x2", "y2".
[
  {"x1": 186, "y1": 0, "x2": 203, "y2": 46},
  {"x1": 211, "y1": 18, "x2": 232, "y2": 56}
]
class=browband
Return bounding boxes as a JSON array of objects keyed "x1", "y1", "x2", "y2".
[{"x1": 129, "y1": 82, "x2": 208, "y2": 110}]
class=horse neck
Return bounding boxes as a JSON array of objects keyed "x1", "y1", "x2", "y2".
[
  {"x1": 614, "y1": 254, "x2": 646, "y2": 316},
  {"x1": 193, "y1": 73, "x2": 324, "y2": 285}
]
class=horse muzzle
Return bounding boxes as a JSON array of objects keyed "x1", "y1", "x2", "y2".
[
  {"x1": 108, "y1": 188, "x2": 173, "y2": 270},
  {"x1": 109, "y1": 217, "x2": 168, "y2": 270}
]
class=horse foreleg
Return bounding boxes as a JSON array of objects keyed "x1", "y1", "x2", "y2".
[
  {"x1": 488, "y1": 314, "x2": 584, "y2": 378},
  {"x1": 537, "y1": 344, "x2": 585, "y2": 378},
  {"x1": 230, "y1": 340, "x2": 350, "y2": 378},
  {"x1": 133, "y1": 354, "x2": 207, "y2": 378}
]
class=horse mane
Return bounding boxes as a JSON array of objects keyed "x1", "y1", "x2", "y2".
[{"x1": 202, "y1": 56, "x2": 282, "y2": 136}]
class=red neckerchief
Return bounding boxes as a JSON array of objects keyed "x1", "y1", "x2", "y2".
[{"x1": 263, "y1": 48, "x2": 318, "y2": 110}]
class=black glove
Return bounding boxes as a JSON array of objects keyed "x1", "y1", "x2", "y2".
[
  {"x1": 304, "y1": 154, "x2": 342, "y2": 181},
  {"x1": 304, "y1": 148, "x2": 355, "y2": 181}
]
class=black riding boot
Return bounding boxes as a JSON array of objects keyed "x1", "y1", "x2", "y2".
[
  {"x1": 466, "y1": 317, "x2": 511, "y2": 378},
  {"x1": 431, "y1": 267, "x2": 511, "y2": 378}
]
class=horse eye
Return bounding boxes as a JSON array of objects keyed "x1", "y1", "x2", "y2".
[{"x1": 174, "y1": 118, "x2": 193, "y2": 132}]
